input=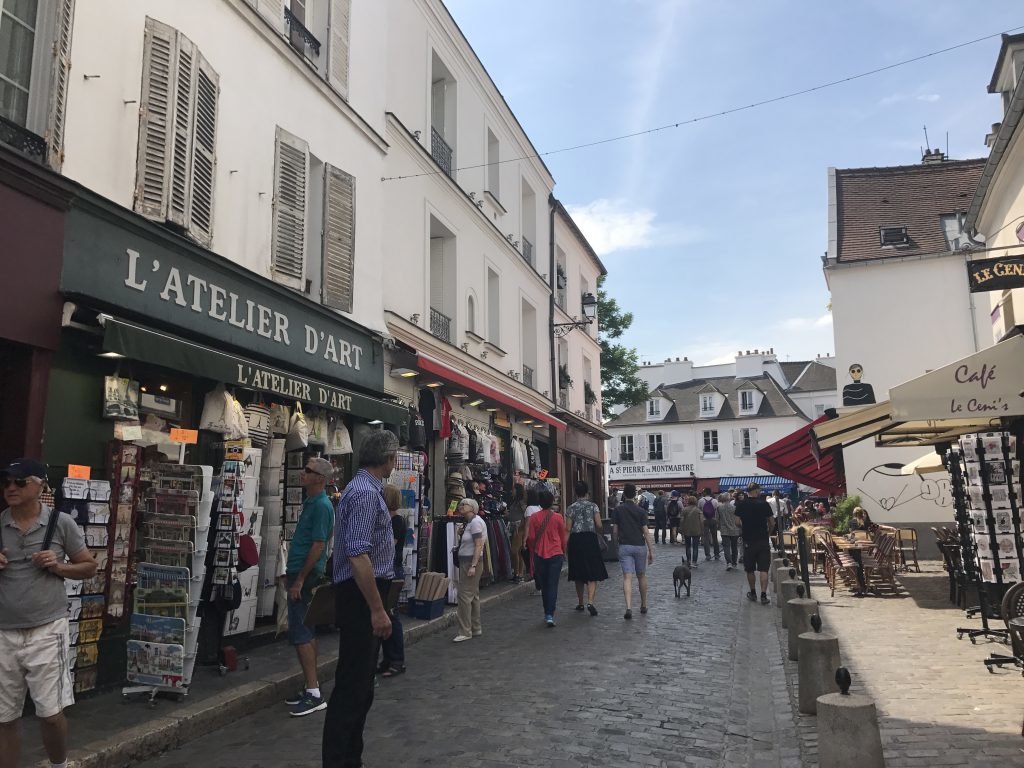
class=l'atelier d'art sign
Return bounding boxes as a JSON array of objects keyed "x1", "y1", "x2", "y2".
[{"x1": 966, "y1": 255, "x2": 1024, "y2": 293}]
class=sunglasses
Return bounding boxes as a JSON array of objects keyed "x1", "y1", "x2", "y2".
[
  {"x1": 302, "y1": 467, "x2": 322, "y2": 476},
  {"x1": 2, "y1": 477, "x2": 31, "y2": 489}
]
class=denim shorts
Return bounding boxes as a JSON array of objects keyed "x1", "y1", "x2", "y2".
[
  {"x1": 619, "y1": 544, "x2": 648, "y2": 575},
  {"x1": 286, "y1": 574, "x2": 315, "y2": 646}
]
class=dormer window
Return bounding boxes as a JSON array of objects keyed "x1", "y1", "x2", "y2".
[
  {"x1": 647, "y1": 398, "x2": 661, "y2": 418},
  {"x1": 879, "y1": 226, "x2": 909, "y2": 247},
  {"x1": 700, "y1": 394, "x2": 715, "y2": 416},
  {"x1": 740, "y1": 390, "x2": 755, "y2": 413}
]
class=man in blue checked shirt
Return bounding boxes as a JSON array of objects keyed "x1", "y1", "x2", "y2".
[{"x1": 322, "y1": 430, "x2": 398, "y2": 768}]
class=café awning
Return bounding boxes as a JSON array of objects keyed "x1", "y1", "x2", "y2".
[
  {"x1": 718, "y1": 475, "x2": 795, "y2": 492},
  {"x1": 811, "y1": 401, "x2": 998, "y2": 451},
  {"x1": 756, "y1": 415, "x2": 845, "y2": 495},
  {"x1": 900, "y1": 452, "x2": 946, "y2": 476}
]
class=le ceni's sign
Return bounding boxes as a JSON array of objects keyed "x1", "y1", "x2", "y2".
[
  {"x1": 966, "y1": 254, "x2": 1024, "y2": 293},
  {"x1": 61, "y1": 208, "x2": 382, "y2": 390}
]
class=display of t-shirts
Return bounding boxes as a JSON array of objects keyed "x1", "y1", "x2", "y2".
[
  {"x1": 418, "y1": 389, "x2": 436, "y2": 435},
  {"x1": 439, "y1": 397, "x2": 452, "y2": 439}
]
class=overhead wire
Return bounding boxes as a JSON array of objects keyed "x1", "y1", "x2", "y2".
[{"x1": 382, "y1": 23, "x2": 1024, "y2": 183}]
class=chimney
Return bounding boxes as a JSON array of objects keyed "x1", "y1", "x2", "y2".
[
  {"x1": 921, "y1": 148, "x2": 946, "y2": 164},
  {"x1": 986, "y1": 123, "x2": 1001, "y2": 149}
]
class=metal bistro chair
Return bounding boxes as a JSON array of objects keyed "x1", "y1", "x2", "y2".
[
  {"x1": 897, "y1": 528, "x2": 921, "y2": 573},
  {"x1": 781, "y1": 531, "x2": 798, "y2": 560}
]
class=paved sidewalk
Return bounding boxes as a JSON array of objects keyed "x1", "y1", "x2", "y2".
[
  {"x1": 24, "y1": 579, "x2": 530, "y2": 768},
  {"x1": 784, "y1": 562, "x2": 1024, "y2": 767}
]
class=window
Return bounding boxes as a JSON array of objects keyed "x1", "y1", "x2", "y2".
[
  {"x1": 0, "y1": 0, "x2": 39, "y2": 127},
  {"x1": 740, "y1": 390, "x2": 755, "y2": 412},
  {"x1": 136, "y1": 18, "x2": 220, "y2": 247},
  {"x1": 734, "y1": 427, "x2": 757, "y2": 458},
  {"x1": 647, "y1": 399, "x2": 661, "y2": 417},
  {"x1": 700, "y1": 394, "x2": 715, "y2": 416},
  {"x1": 814, "y1": 403, "x2": 826, "y2": 418},
  {"x1": 486, "y1": 128, "x2": 499, "y2": 200},
  {"x1": 520, "y1": 299, "x2": 537, "y2": 388},
  {"x1": 487, "y1": 267, "x2": 500, "y2": 345},
  {"x1": 520, "y1": 178, "x2": 536, "y2": 267},
  {"x1": 648, "y1": 433, "x2": 663, "y2": 461},
  {"x1": 702, "y1": 430, "x2": 719, "y2": 456},
  {"x1": 466, "y1": 294, "x2": 476, "y2": 335},
  {"x1": 269, "y1": 127, "x2": 356, "y2": 309},
  {"x1": 619, "y1": 435, "x2": 634, "y2": 462},
  {"x1": 941, "y1": 214, "x2": 967, "y2": 251}
]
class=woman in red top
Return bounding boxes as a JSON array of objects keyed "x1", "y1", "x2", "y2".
[{"x1": 526, "y1": 489, "x2": 569, "y2": 627}]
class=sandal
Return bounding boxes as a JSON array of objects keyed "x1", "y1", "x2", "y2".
[{"x1": 381, "y1": 665, "x2": 406, "y2": 678}]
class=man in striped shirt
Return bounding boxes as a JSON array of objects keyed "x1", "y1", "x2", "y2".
[{"x1": 322, "y1": 429, "x2": 398, "y2": 768}]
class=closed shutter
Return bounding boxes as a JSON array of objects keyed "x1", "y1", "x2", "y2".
[
  {"x1": 46, "y1": 0, "x2": 75, "y2": 170},
  {"x1": 608, "y1": 436, "x2": 619, "y2": 463},
  {"x1": 749, "y1": 428, "x2": 758, "y2": 454},
  {"x1": 637, "y1": 434, "x2": 648, "y2": 462},
  {"x1": 327, "y1": 0, "x2": 351, "y2": 99},
  {"x1": 271, "y1": 128, "x2": 309, "y2": 287},
  {"x1": 322, "y1": 164, "x2": 355, "y2": 312},
  {"x1": 732, "y1": 429, "x2": 742, "y2": 458},
  {"x1": 187, "y1": 53, "x2": 219, "y2": 246},
  {"x1": 168, "y1": 33, "x2": 196, "y2": 229},
  {"x1": 255, "y1": 0, "x2": 284, "y2": 33},
  {"x1": 135, "y1": 19, "x2": 178, "y2": 220}
]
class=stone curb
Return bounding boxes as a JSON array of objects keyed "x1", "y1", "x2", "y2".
[{"x1": 57, "y1": 581, "x2": 532, "y2": 768}]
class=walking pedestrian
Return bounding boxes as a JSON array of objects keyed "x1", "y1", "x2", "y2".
[
  {"x1": 0, "y1": 459, "x2": 97, "y2": 768},
  {"x1": 612, "y1": 484, "x2": 654, "y2": 620},
  {"x1": 667, "y1": 490, "x2": 682, "y2": 545},
  {"x1": 452, "y1": 498, "x2": 487, "y2": 643},
  {"x1": 651, "y1": 490, "x2": 668, "y2": 544},
  {"x1": 284, "y1": 457, "x2": 335, "y2": 716},
  {"x1": 526, "y1": 490, "x2": 568, "y2": 627},
  {"x1": 717, "y1": 493, "x2": 740, "y2": 570},
  {"x1": 322, "y1": 431, "x2": 397, "y2": 768},
  {"x1": 699, "y1": 489, "x2": 720, "y2": 562},
  {"x1": 767, "y1": 490, "x2": 786, "y2": 552},
  {"x1": 679, "y1": 495, "x2": 703, "y2": 567},
  {"x1": 507, "y1": 485, "x2": 527, "y2": 582},
  {"x1": 566, "y1": 481, "x2": 608, "y2": 616},
  {"x1": 735, "y1": 482, "x2": 775, "y2": 606},
  {"x1": 377, "y1": 485, "x2": 406, "y2": 677}
]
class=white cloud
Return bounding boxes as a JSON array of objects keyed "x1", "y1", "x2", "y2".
[
  {"x1": 916, "y1": 93, "x2": 941, "y2": 103},
  {"x1": 566, "y1": 199, "x2": 656, "y2": 255},
  {"x1": 779, "y1": 314, "x2": 833, "y2": 331}
]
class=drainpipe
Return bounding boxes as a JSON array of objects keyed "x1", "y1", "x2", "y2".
[{"x1": 548, "y1": 195, "x2": 557, "y2": 406}]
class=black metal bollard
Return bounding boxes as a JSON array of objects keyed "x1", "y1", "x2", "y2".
[{"x1": 796, "y1": 526, "x2": 812, "y2": 599}]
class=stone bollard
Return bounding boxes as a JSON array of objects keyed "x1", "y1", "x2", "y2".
[
  {"x1": 798, "y1": 626, "x2": 841, "y2": 714},
  {"x1": 786, "y1": 597, "x2": 818, "y2": 661},
  {"x1": 770, "y1": 558, "x2": 786, "y2": 594},
  {"x1": 817, "y1": 668, "x2": 885, "y2": 768},
  {"x1": 778, "y1": 578, "x2": 802, "y2": 628}
]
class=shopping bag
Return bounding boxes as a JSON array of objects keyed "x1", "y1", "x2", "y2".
[
  {"x1": 244, "y1": 401, "x2": 270, "y2": 447},
  {"x1": 308, "y1": 409, "x2": 328, "y2": 446},
  {"x1": 285, "y1": 402, "x2": 309, "y2": 451},
  {"x1": 325, "y1": 417, "x2": 353, "y2": 456},
  {"x1": 199, "y1": 385, "x2": 231, "y2": 433},
  {"x1": 269, "y1": 403, "x2": 291, "y2": 436},
  {"x1": 274, "y1": 576, "x2": 289, "y2": 636}
]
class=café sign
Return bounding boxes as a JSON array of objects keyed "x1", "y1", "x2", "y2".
[
  {"x1": 62, "y1": 206, "x2": 382, "y2": 391},
  {"x1": 609, "y1": 462, "x2": 695, "y2": 480},
  {"x1": 966, "y1": 254, "x2": 1024, "y2": 293},
  {"x1": 890, "y1": 335, "x2": 1024, "y2": 421}
]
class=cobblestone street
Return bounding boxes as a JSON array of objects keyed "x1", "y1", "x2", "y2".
[{"x1": 138, "y1": 546, "x2": 801, "y2": 768}]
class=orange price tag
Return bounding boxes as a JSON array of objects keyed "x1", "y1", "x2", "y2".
[
  {"x1": 538, "y1": 469, "x2": 549, "y2": 480},
  {"x1": 67, "y1": 464, "x2": 91, "y2": 480},
  {"x1": 170, "y1": 428, "x2": 199, "y2": 444}
]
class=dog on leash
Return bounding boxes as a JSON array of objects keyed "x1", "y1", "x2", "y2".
[{"x1": 673, "y1": 558, "x2": 692, "y2": 598}]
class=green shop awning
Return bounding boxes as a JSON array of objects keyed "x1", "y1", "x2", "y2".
[{"x1": 102, "y1": 317, "x2": 407, "y2": 425}]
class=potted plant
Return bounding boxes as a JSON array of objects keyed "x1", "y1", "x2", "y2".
[
  {"x1": 584, "y1": 381, "x2": 596, "y2": 405},
  {"x1": 558, "y1": 364, "x2": 573, "y2": 391},
  {"x1": 831, "y1": 495, "x2": 860, "y2": 534}
]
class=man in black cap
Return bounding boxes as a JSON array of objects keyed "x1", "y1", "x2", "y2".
[
  {"x1": 0, "y1": 459, "x2": 96, "y2": 768},
  {"x1": 735, "y1": 481, "x2": 774, "y2": 605}
]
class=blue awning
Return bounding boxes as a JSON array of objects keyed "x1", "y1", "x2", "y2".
[{"x1": 718, "y1": 475, "x2": 795, "y2": 492}]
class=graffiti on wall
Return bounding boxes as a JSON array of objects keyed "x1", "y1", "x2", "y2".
[
  {"x1": 855, "y1": 463, "x2": 952, "y2": 514},
  {"x1": 842, "y1": 363, "x2": 877, "y2": 407}
]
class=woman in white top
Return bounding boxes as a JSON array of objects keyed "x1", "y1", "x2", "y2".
[
  {"x1": 453, "y1": 498, "x2": 488, "y2": 643},
  {"x1": 524, "y1": 486, "x2": 542, "y2": 520}
]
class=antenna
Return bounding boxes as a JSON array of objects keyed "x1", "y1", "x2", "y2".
[
  {"x1": 946, "y1": 131, "x2": 949, "y2": 158},
  {"x1": 923, "y1": 125, "x2": 931, "y2": 153}
]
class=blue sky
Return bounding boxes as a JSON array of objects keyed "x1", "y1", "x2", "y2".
[{"x1": 444, "y1": 0, "x2": 1021, "y2": 364}]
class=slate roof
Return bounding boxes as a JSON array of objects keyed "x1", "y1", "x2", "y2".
[
  {"x1": 835, "y1": 159, "x2": 985, "y2": 262},
  {"x1": 788, "y1": 361, "x2": 837, "y2": 393},
  {"x1": 607, "y1": 375, "x2": 803, "y2": 428},
  {"x1": 779, "y1": 361, "x2": 807, "y2": 386}
]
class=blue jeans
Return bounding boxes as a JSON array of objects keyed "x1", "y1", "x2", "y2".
[
  {"x1": 534, "y1": 554, "x2": 563, "y2": 617},
  {"x1": 685, "y1": 536, "x2": 700, "y2": 565}
]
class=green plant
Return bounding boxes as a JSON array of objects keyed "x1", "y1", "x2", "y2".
[
  {"x1": 558, "y1": 364, "x2": 573, "y2": 390},
  {"x1": 831, "y1": 495, "x2": 860, "y2": 534},
  {"x1": 584, "y1": 381, "x2": 597, "y2": 404}
]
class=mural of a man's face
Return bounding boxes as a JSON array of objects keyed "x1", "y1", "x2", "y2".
[{"x1": 849, "y1": 364, "x2": 863, "y2": 382}]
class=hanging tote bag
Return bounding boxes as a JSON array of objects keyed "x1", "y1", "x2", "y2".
[
  {"x1": 269, "y1": 403, "x2": 291, "y2": 436},
  {"x1": 244, "y1": 400, "x2": 271, "y2": 447},
  {"x1": 307, "y1": 409, "x2": 328, "y2": 446},
  {"x1": 286, "y1": 402, "x2": 310, "y2": 451},
  {"x1": 325, "y1": 417, "x2": 353, "y2": 456},
  {"x1": 199, "y1": 385, "x2": 231, "y2": 434},
  {"x1": 225, "y1": 394, "x2": 249, "y2": 441}
]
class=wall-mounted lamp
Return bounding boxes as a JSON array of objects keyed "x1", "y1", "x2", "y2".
[
  {"x1": 390, "y1": 368, "x2": 418, "y2": 378},
  {"x1": 468, "y1": 398, "x2": 484, "y2": 407},
  {"x1": 553, "y1": 292, "x2": 598, "y2": 338}
]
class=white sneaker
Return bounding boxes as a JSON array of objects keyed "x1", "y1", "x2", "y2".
[{"x1": 452, "y1": 635, "x2": 472, "y2": 643}]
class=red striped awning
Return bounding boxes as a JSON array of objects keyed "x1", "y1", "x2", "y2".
[{"x1": 755, "y1": 415, "x2": 845, "y2": 496}]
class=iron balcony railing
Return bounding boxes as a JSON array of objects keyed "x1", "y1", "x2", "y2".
[
  {"x1": 284, "y1": 7, "x2": 321, "y2": 57},
  {"x1": 0, "y1": 115, "x2": 46, "y2": 164},
  {"x1": 522, "y1": 365, "x2": 534, "y2": 389},
  {"x1": 429, "y1": 307, "x2": 451, "y2": 343},
  {"x1": 558, "y1": 392, "x2": 569, "y2": 409},
  {"x1": 521, "y1": 236, "x2": 533, "y2": 266},
  {"x1": 431, "y1": 127, "x2": 453, "y2": 178}
]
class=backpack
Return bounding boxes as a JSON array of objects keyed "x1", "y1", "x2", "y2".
[
  {"x1": 639, "y1": 496, "x2": 649, "y2": 511},
  {"x1": 667, "y1": 500, "x2": 680, "y2": 518},
  {"x1": 701, "y1": 497, "x2": 717, "y2": 520}
]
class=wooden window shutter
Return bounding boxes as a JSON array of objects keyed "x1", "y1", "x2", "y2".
[
  {"x1": 46, "y1": 0, "x2": 75, "y2": 171},
  {"x1": 256, "y1": 0, "x2": 285, "y2": 34},
  {"x1": 271, "y1": 128, "x2": 309, "y2": 287},
  {"x1": 732, "y1": 429, "x2": 742, "y2": 458},
  {"x1": 187, "y1": 52, "x2": 219, "y2": 247},
  {"x1": 322, "y1": 164, "x2": 355, "y2": 312},
  {"x1": 135, "y1": 19, "x2": 178, "y2": 220},
  {"x1": 327, "y1": 0, "x2": 351, "y2": 99},
  {"x1": 637, "y1": 434, "x2": 648, "y2": 461},
  {"x1": 167, "y1": 33, "x2": 197, "y2": 229}
]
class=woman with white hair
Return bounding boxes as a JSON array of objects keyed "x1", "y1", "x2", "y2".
[{"x1": 452, "y1": 497, "x2": 487, "y2": 643}]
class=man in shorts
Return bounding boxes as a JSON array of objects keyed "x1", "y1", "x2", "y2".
[
  {"x1": 735, "y1": 482, "x2": 775, "y2": 605},
  {"x1": 0, "y1": 459, "x2": 97, "y2": 768},
  {"x1": 284, "y1": 457, "x2": 335, "y2": 717},
  {"x1": 612, "y1": 484, "x2": 654, "y2": 620}
]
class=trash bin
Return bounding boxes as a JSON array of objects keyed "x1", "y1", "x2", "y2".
[{"x1": 600, "y1": 520, "x2": 619, "y2": 562}]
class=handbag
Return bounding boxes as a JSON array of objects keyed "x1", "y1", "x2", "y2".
[
  {"x1": 531, "y1": 511, "x2": 556, "y2": 590},
  {"x1": 597, "y1": 531, "x2": 609, "y2": 553},
  {"x1": 244, "y1": 400, "x2": 271, "y2": 447},
  {"x1": 199, "y1": 385, "x2": 231, "y2": 433},
  {"x1": 269, "y1": 403, "x2": 291, "y2": 436},
  {"x1": 285, "y1": 402, "x2": 309, "y2": 451},
  {"x1": 307, "y1": 409, "x2": 328, "y2": 446},
  {"x1": 325, "y1": 417, "x2": 353, "y2": 456}
]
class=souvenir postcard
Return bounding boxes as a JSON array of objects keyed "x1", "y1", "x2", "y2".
[
  {"x1": 74, "y1": 665, "x2": 97, "y2": 694},
  {"x1": 286, "y1": 451, "x2": 304, "y2": 468},
  {"x1": 76, "y1": 642, "x2": 99, "y2": 667},
  {"x1": 87, "y1": 503, "x2": 111, "y2": 524},
  {"x1": 135, "y1": 563, "x2": 189, "y2": 617},
  {"x1": 67, "y1": 596, "x2": 82, "y2": 622},
  {"x1": 89, "y1": 480, "x2": 112, "y2": 502},
  {"x1": 62, "y1": 477, "x2": 90, "y2": 500},
  {"x1": 85, "y1": 527, "x2": 109, "y2": 548},
  {"x1": 82, "y1": 571, "x2": 108, "y2": 596},
  {"x1": 126, "y1": 640, "x2": 184, "y2": 688},
  {"x1": 80, "y1": 595, "x2": 106, "y2": 620},
  {"x1": 78, "y1": 617, "x2": 103, "y2": 644},
  {"x1": 212, "y1": 566, "x2": 232, "y2": 585},
  {"x1": 130, "y1": 614, "x2": 186, "y2": 645}
]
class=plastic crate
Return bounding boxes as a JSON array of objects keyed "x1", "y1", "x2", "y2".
[{"x1": 411, "y1": 597, "x2": 445, "y2": 620}]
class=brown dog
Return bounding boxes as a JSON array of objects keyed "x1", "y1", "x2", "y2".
[{"x1": 673, "y1": 558, "x2": 692, "y2": 598}]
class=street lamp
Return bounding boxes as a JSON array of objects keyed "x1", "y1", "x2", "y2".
[{"x1": 554, "y1": 292, "x2": 598, "y2": 338}]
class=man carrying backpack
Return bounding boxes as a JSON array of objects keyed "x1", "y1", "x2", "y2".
[
  {"x1": 699, "y1": 489, "x2": 721, "y2": 562},
  {"x1": 651, "y1": 491, "x2": 668, "y2": 544}
]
